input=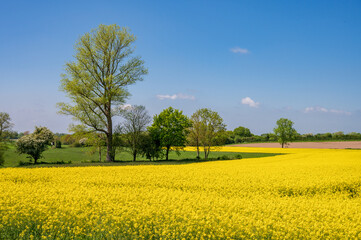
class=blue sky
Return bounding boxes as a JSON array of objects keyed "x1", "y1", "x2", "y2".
[{"x1": 0, "y1": 0, "x2": 360, "y2": 134}]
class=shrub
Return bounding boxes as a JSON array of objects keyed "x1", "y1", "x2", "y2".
[
  {"x1": 55, "y1": 140, "x2": 62, "y2": 148},
  {"x1": 217, "y1": 155, "x2": 231, "y2": 160},
  {"x1": 235, "y1": 154, "x2": 243, "y2": 159},
  {"x1": 16, "y1": 127, "x2": 54, "y2": 164}
]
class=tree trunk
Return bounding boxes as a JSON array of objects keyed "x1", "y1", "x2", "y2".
[
  {"x1": 99, "y1": 146, "x2": 102, "y2": 162},
  {"x1": 282, "y1": 142, "x2": 284, "y2": 148},
  {"x1": 204, "y1": 147, "x2": 208, "y2": 160},
  {"x1": 133, "y1": 150, "x2": 137, "y2": 162},
  {"x1": 196, "y1": 145, "x2": 200, "y2": 158},
  {"x1": 106, "y1": 133, "x2": 113, "y2": 162},
  {"x1": 166, "y1": 146, "x2": 170, "y2": 161},
  {"x1": 106, "y1": 114, "x2": 113, "y2": 162}
]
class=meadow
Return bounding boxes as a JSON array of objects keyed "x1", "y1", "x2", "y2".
[
  {"x1": 1, "y1": 145, "x2": 277, "y2": 167},
  {"x1": 1, "y1": 147, "x2": 361, "y2": 239}
]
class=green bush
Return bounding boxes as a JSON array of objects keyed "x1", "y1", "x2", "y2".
[
  {"x1": 217, "y1": 155, "x2": 231, "y2": 160},
  {"x1": 235, "y1": 154, "x2": 243, "y2": 159},
  {"x1": 55, "y1": 140, "x2": 62, "y2": 148}
]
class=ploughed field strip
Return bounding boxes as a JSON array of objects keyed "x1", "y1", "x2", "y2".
[
  {"x1": 230, "y1": 141, "x2": 361, "y2": 149},
  {"x1": 1, "y1": 147, "x2": 361, "y2": 239}
]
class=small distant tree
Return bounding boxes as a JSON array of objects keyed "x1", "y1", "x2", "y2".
[
  {"x1": 194, "y1": 108, "x2": 226, "y2": 159},
  {"x1": 121, "y1": 105, "x2": 151, "y2": 161},
  {"x1": 0, "y1": 112, "x2": 13, "y2": 165},
  {"x1": 16, "y1": 127, "x2": 54, "y2": 164},
  {"x1": 273, "y1": 118, "x2": 297, "y2": 148},
  {"x1": 233, "y1": 126, "x2": 252, "y2": 138},
  {"x1": 0, "y1": 112, "x2": 13, "y2": 141},
  {"x1": 148, "y1": 107, "x2": 191, "y2": 161}
]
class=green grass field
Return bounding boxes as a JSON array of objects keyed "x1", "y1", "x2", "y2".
[{"x1": 2, "y1": 144, "x2": 280, "y2": 168}]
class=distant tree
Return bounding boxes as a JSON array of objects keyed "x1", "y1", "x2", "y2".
[
  {"x1": 148, "y1": 107, "x2": 191, "y2": 161},
  {"x1": 233, "y1": 126, "x2": 252, "y2": 138},
  {"x1": 332, "y1": 131, "x2": 344, "y2": 139},
  {"x1": 0, "y1": 112, "x2": 13, "y2": 141},
  {"x1": 273, "y1": 118, "x2": 297, "y2": 148},
  {"x1": 121, "y1": 105, "x2": 151, "y2": 161},
  {"x1": 187, "y1": 110, "x2": 204, "y2": 158},
  {"x1": 194, "y1": 108, "x2": 227, "y2": 159},
  {"x1": 16, "y1": 127, "x2": 54, "y2": 164},
  {"x1": 57, "y1": 24, "x2": 147, "y2": 162},
  {"x1": 138, "y1": 132, "x2": 163, "y2": 161},
  {"x1": 0, "y1": 112, "x2": 14, "y2": 166}
]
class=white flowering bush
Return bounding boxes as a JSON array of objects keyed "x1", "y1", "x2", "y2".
[{"x1": 16, "y1": 127, "x2": 54, "y2": 164}]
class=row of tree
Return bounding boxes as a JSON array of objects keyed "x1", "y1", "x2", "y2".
[
  {"x1": 225, "y1": 129, "x2": 361, "y2": 144},
  {"x1": 68, "y1": 106, "x2": 227, "y2": 162}
]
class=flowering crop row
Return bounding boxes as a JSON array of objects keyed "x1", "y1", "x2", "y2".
[{"x1": 1, "y1": 147, "x2": 361, "y2": 239}]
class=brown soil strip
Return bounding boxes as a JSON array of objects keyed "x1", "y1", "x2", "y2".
[{"x1": 229, "y1": 141, "x2": 361, "y2": 149}]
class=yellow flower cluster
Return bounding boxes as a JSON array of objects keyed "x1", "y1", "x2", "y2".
[{"x1": 1, "y1": 147, "x2": 361, "y2": 239}]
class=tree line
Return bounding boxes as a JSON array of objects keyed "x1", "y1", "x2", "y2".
[{"x1": 1, "y1": 24, "x2": 359, "y2": 165}]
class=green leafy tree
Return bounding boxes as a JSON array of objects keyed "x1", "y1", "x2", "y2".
[
  {"x1": 233, "y1": 126, "x2": 252, "y2": 137},
  {"x1": 120, "y1": 105, "x2": 151, "y2": 161},
  {"x1": 0, "y1": 112, "x2": 13, "y2": 141},
  {"x1": 16, "y1": 127, "x2": 54, "y2": 164},
  {"x1": 194, "y1": 108, "x2": 226, "y2": 159},
  {"x1": 57, "y1": 24, "x2": 147, "y2": 162},
  {"x1": 148, "y1": 107, "x2": 191, "y2": 161},
  {"x1": 0, "y1": 112, "x2": 13, "y2": 165},
  {"x1": 187, "y1": 110, "x2": 203, "y2": 158},
  {"x1": 273, "y1": 118, "x2": 297, "y2": 148},
  {"x1": 138, "y1": 132, "x2": 163, "y2": 161}
]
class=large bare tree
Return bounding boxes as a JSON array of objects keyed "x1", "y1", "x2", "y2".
[{"x1": 57, "y1": 24, "x2": 147, "y2": 161}]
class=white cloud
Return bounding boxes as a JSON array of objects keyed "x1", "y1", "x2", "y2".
[
  {"x1": 156, "y1": 93, "x2": 195, "y2": 101},
  {"x1": 230, "y1": 47, "x2": 249, "y2": 54},
  {"x1": 241, "y1": 97, "x2": 259, "y2": 108},
  {"x1": 120, "y1": 104, "x2": 132, "y2": 109},
  {"x1": 304, "y1": 106, "x2": 351, "y2": 115}
]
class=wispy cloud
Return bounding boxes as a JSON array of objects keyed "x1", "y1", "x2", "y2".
[
  {"x1": 304, "y1": 106, "x2": 351, "y2": 115},
  {"x1": 241, "y1": 97, "x2": 259, "y2": 108},
  {"x1": 156, "y1": 93, "x2": 195, "y2": 101},
  {"x1": 230, "y1": 47, "x2": 249, "y2": 54}
]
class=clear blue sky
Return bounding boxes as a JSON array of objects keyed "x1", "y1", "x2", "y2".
[{"x1": 0, "y1": 0, "x2": 360, "y2": 134}]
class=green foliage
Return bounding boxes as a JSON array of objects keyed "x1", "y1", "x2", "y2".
[
  {"x1": 61, "y1": 134, "x2": 76, "y2": 145},
  {"x1": 0, "y1": 112, "x2": 13, "y2": 141},
  {"x1": 189, "y1": 108, "x2": 227, "y2": 159},
  {"x1": 148, "y1": 107, "x2": 191, "y2": 160},
  {"x1": 69, "y1": 124, "x2": 107, "y2": 161},
  {"x1": 0, "y1": 142, "x2": 6, "y2": 166},
  {"x1": 273, "y1": 118, "x2": 297, "y2": 148},
  {"x1": 138, "y1": 132, "x2": 163, "y2": 161},
  {"x1": 233, "y1": 126, "x2": 253, "y2": 138},
  {"x1": 55, "y1": 140, "x2": 62, "y2": 148},
  {"x1": 16, "y1": 127, "x2": 55, "y2": 163},
  {"x1": 57, "y1": 24, "x2": 147, "y2": 162}
]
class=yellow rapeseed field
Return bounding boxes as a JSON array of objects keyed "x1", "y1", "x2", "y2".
[{"x1": 1, "y1": 147, "x2": 361, "y2": 239}]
